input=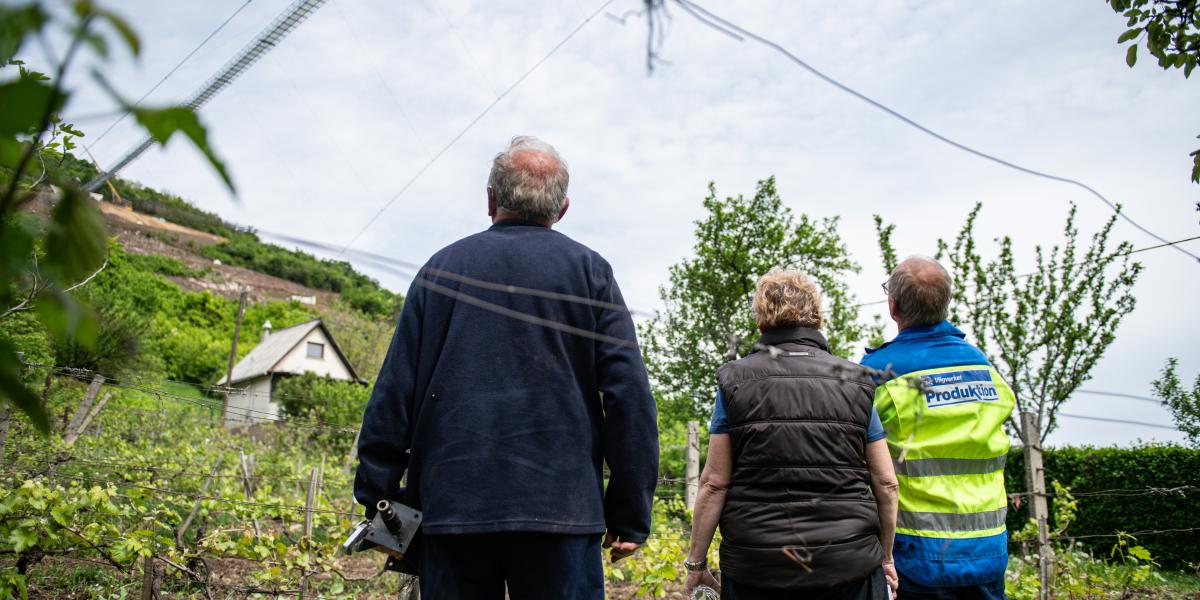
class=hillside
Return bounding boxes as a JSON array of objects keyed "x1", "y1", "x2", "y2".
[{"x1": 11, "y1": 153, "x2": 399, "y2": 385}]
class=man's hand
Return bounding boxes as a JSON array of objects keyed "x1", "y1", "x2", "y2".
[
  {"x1": 684, "y1": 569, "x2": 721, "y2": 597},
  {"x1": 602, "y1": 532, "x2": 641, "y2": 562}
]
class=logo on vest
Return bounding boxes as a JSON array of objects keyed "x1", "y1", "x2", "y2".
[{"x1": 920, "y1": 369, "x2": 999, "y2": 408}]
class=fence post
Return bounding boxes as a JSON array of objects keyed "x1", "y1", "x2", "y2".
[
  {"x1": 221, "y1": 288, "x2": 248, "y2": 427},
  {"x1": 300, "y1": 466, "x2": 319, "y2": 600},
  {"x1": 686, "y1": 420, "x2": 700, "y2": 510},
  {"x1": 65, "y1": 374, "x2": 105, "y2": 437},
  {"x1": 345, "y1": 426, "x2": 362, "y2": 473},
  {"x1": 140, "y1": 553, "x2": 155, "y2": 600},
  {"x1": 64, "y1": 392, "x2": 110, "y2": 446},
  {"x1": 1021, "y1": 411, "x2": 1054, "y2": 599},
  {"x1": 177, "y1": 456, "x2": 223, "y2": 550},
  {"x1": 239, "y1": 449, "x2": 261, "y2": 537}
]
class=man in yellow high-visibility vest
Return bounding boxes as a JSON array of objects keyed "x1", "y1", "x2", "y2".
[{"x1": 862, "y1": 256, "x2": 1014, "y2": 600}]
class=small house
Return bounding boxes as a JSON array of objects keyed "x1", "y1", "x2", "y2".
[{"x1": 217, "y1": 319, "x2": 365, "y2": 427}]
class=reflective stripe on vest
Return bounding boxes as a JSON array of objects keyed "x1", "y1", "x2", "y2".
[
  {"x1": 897, "y1": 506, "x2": 1008, "y2": 532},
  {"x1": 893, "y1": 455, "x2": 1007, "y2": 477},
  {"x1": 874, "y1": 364, "x2": 1016, "y2": 539}
]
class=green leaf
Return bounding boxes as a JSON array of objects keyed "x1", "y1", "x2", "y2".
[
  {"x1": 133, "y1": 106, "x2": 235, "y2": 193},
  {"x1": 83, "y1": 31, "x2": 109, "y2": 59},
  {"x1": 1129, "y1": 546, "x2": 1152, "y2": 561},
  {"x1": 1184, "y1": 55, "x2": 1196, "y2": 78},
  {"x1": 0, "y1": 340, "x2": 49, "y2": 433},
  {"x1": 0, "y1": 77, "x2": 56, "y2": 136},
  {"x1": 44, "y1": 186, "x2": 108, "y2": 284},
  {"x1": 96, "y1": 9, "x2": 140, "y2": 57},
  {"x1": 1117, "y1": 28, "x2": 1141, "y2": 43},
  {"x1": 1126, "y1": 44, "x2": 1138, "y2": 67},
  {"x1": 35, "y1": 281, "x2": 100, "y2": 349},
  {"x1": 0, "y1": 4, "x2": 48, "y2": 65}
]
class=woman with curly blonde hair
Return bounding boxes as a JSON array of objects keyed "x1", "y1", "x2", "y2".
[{"x1": 683, "y1": 268, "x2": 899, "y2": 600}]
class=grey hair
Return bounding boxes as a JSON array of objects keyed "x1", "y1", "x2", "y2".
[
  {"x1": 888, "y1": 255, "x2": 952, "y2": 327},
  {"x1": 487, "y1": 136, "x2": 569, "y2": 223}
]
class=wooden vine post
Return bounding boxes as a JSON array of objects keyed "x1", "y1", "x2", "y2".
[
  {"x1": 1021, "y1": 412, "x2": 1054, "y2": 599},
  {"x1": 65, "y1": 374, "x2": 105, "y2": 437},
  {"x1": 221, "y1": 288, "x2": 248, "y2": 426},
  {"x1": 299, "y1": 466, "x2": 319, "y2": 600},
  {"x1": 685, "y1": 421, "x2": 700, "y2": 510},
  {"x1": 140, "y1": 553, "x2": 155, "y2": 600},
  {"x1": 177, "y1": 456, "x2": 223, "y2": 550}
]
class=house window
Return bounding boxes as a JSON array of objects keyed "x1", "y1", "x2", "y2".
[{"x1": 306, "y1": 342, "x2": 325, "y2": 359}]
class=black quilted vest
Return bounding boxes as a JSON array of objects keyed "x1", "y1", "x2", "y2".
[{"x1": 716, "y1": 327, "x2": 884, "y2": 589}]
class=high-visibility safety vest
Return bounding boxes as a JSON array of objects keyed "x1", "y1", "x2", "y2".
[{"x1": 862, "y1": 321, "x2": 1015, "y2": 587}]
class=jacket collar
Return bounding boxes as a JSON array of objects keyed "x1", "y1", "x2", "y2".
[
  {"x1": 756, "y1": 326, "x2": 830, "y2": 353},
  {"x1": 490, "y1": 218, "x2": 549, "y2": 229},
  {"x1": 864, "y1": 320, "x2": 965, "y2": 354}
]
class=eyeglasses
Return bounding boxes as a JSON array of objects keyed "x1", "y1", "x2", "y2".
[{"x1": 881, "y1": 280, "x2": 890, "y2": 295}]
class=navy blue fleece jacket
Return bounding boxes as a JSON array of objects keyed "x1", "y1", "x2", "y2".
[{"x1": 353, "y1": 220, "x2": 659, "y2": 542}]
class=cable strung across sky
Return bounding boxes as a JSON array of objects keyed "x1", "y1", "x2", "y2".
[
  {"x1": 334, "y1": 0, "x2": 617, "y2": 257},
  {"x1": 85, "y1": 0, "x2": 255, "y2": 152},
  {"x1": 85, "y1": 0, "x2": 330, "y2": 192},
  {"x1": 666, "y1": 0, "x2": 1200, "y2": 263}
]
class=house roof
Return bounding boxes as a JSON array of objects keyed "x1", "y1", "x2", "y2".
[{"x1": 216, "y1": 319, "x2": 365, "y2": 386}]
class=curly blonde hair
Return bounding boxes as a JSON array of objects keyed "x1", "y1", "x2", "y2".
[{"x1": 753, "y1": 268, "x2": 823, "y2": 331}]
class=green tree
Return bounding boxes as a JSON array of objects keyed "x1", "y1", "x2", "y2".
[
  {"x1": 0, "y1": 1, "x2": 232, "y2": 431},
  {"x1": 641, "y1": 177, "x2": 873, "y2": 421},
  {"x1": 1105, "y1": 0, "x2": 1200, "y2": 186},
  {"x1": 1152, "y1": 358, "x2": 1200, "y2": 447},
  {"x1": 876, "y1": 204, "x2": 1142, "y2": 442}
]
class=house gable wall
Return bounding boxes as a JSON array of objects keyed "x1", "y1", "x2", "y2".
[
  {"x1": 223, "y1": 375, "x2": 278, "y2": 428},
  {"x1": 273, "y1": 326, "x2": 354, "y2": 381}
]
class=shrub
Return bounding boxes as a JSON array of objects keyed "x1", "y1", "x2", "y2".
[
  {"x1": 200, "y1": 234, "x2": 400, "y2": 317},
  {"x1": 1005, "y1": 444, "x2": 1200, "y2": 569},
  {"x1": 273, "y1": 372, "x2": 370, "y2": 454}
]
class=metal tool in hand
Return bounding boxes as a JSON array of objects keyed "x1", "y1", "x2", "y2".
[{"x1": 342, "y1": 499, "x2": 422, "y2": 566}]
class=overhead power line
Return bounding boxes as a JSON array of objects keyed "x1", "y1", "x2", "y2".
[
  {"x1": 668, "y1": 0, "x2": 1199, "y2": 263},
  {"x1": 1057, "y1": 412, "x2": 1177, "y2": 431},
  {"x1": 85, "y1": 0, "x2": 255, "y2": 151},
  {"x1": 85, "y1": 0, "x2": 331, "y2": 192},
  {"x1": 1074, "y1": 389, "x2": 1164, "y2": 405},
  {"x1": 852, "y1": 235, "x2": 1200, "y2": 309},
  {"x1": 335, "y1": 0, "x2": 617, "y2": 257}
]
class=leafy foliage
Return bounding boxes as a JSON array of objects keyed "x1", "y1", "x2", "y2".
[
  {"x1": 1152, "y1": 358, "x2": 1200, "y2": 448},
  {"x1": 274, "y1": 372, "x2": 370, "y2": 455},
  {"x1": 0, "y1": 377, "x2": 393, "y2": 598},
  {"x1": 641, "y1": 177, "x2": 874, "y2": 421},
  {"x1": 0, "y1": 0, "x2": 232, "y2": 432},
  {"x1": 604, "y1": 496, "x2": 715, "y2": 597},
  {"x1": 201, "y1": 234, "x2": 400, "y2": 317},
  {"x1": 1005, "y1": 444, "x2": 1200, "y2": 569},
  {"x1": 1105, "y1": 0, "x2": 1200, "y2": 184}
]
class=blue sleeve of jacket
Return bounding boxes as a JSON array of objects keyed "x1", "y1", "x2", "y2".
[
  {"x1": 353, "y1": 282, "x2": 423, "y2": 516},
  {"x1": 708, "y1": 388, "x2": 729, "y2": 434},
  {"x1": 595, "y1": 265, "x2": 659, "y2": 543}
]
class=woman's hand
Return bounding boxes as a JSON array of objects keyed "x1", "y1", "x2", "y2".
[
  {"x1": 684, "y1": 569, "x2": 721, "y2": 598},
  {"x1": 883, "y1": 560, "x2": 899, "y2": 598}
]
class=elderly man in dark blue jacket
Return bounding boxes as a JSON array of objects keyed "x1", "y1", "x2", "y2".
[{"x1": 353, "y1": 136, "x2": 659, "y2": 599}]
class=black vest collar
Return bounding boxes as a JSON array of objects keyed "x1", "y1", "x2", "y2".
[{"x1": 755, "y1": 326, "x2": 830, "y2": 353}]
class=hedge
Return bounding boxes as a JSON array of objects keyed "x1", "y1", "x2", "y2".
[{"x1": 1004, "y1": 444, "x2": 1200, "y2": 570}]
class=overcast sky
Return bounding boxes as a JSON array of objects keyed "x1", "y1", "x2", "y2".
[{"x1": 32, "y1": 0, "x2": 1199, "y2": 446}]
